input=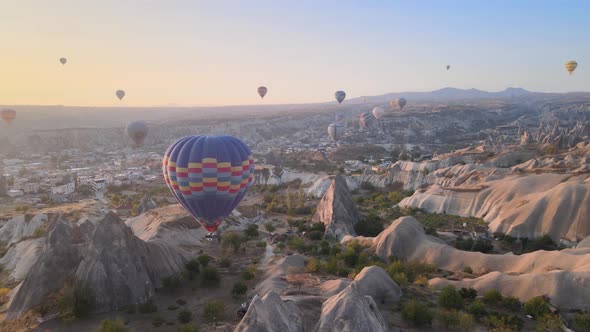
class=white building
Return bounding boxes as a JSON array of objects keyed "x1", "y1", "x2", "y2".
[
  {"x1": 51, "y1": 182, "x2": 75, "y2": 196},
  {"x1": 7, "y1": 189, "x2": 24, "y2": 198}
]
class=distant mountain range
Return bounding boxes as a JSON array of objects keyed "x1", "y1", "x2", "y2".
[{"x1": 357, "y1": 87, "x2": 536, "y2": 103}]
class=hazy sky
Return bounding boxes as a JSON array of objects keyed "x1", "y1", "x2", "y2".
[{"x1": 1, "y1": 0, "x2": 588, "y2": 106}]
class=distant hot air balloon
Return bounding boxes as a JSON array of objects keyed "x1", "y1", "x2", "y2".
[
  {"x1": 59, "y1": 58, "x2": 67, "y2": 65},
  {"x1": 334, "y1": 112, "x2": 344, "y2": 123},
  {"x1": 446, "y1": 65, "x2": 451, "y2": 71},
  {"x1": 328, "y1": 123, "x2": 345, "y2": 141},
  {"x1": 116, "y1": 90, "x2": 126, "y2": 100},
  {"x1": 257, "y1": 86, "x2": 268, "y2": 99},
  {"x1": 1, "y1": 109, "x2": 16, "y2": 125},
  {"x1": 162, "y1": 135, "x2": 254, "y2": 234},
  {"x1": 372, "y1": 107, "x2": 385, "y2": 119},
  {"x1": 335, "y1": 91, "x2": 346, "y2": 104},
  {"x1": 565, "y1": 61, "x2": 578, "y2": 75},
  {"x1": 359, "y1": 112, "x2": 375, "y2": 128},
  {"x1": 396, "y1": 98, "x2": 407, "y2": 111},
  {"x1": 126, "y1": 121, "x2": 148, "y2": 146}
]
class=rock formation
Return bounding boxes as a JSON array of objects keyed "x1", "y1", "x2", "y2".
[
  {"x1": 311, "y1": 174, "x2": 360, "y2": 240},
  {"x1": 353, "y1": 266, "x2": 402, "y2": 305},
  {"x1": 313, "y1": 282, "x2": 388, "y2": 332},
  {"x1": 234, "y1": 292, "x2": 304, "y2": 332},
  {"x1": 136, "y1": 195, "x2": 158, "y2": 215}
]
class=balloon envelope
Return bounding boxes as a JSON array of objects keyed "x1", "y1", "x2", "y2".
[
  {"x1": 59, "y1": 58, "x2": 67, "y2": 65},
  {"x1": 335, "y1": 91, "x2": 346, "y2": 104},
  {"x1": 372, "y1": 107, "x2": 385, "y2": 119},
  {"x1": 359, "y1": 112, "x2": 375, "y2": 128},
  {"x1": 328, "y1": 123, "x2": 345, "y2": 141},
  {"x1": 162, "y1": 135, "x2": 255, "y2": 232},
  {"x1": 257, "y1": 86, "x2": 268, "y2": 99},
  {"x1": 126, "y1": 121, "x2": 148, "y2": 146},
  {"x1": 396, "y1": 98, "x2": 407, "y2": 110},
  {"x1": 565, "y1": 61, "x2": 578, "y2": 75},
  {"x1": 1, "y1": 109, "x2": 16, "y2": 124},
  {"x1": 446, "y1": 65, "x2": 451, "y2": 70},
  {"x1": 116, "y1": 90, "x2": 126, "y2": 100}
]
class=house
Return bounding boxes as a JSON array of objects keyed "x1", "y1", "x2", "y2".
[
  {"x1": 7, "y1": 189, "x2": 24, "y2": 198},
  {"x1": 92, "y1": 179, "x2": 108, "y2": 191}
]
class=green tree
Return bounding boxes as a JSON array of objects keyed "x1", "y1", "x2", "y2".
[
  {"x1": 524, "y1": 296, "x2": 550, "y2": 318},
  {"x1": 222, "y1": 231, "x2": 245, "y2": 253},
  {"x1": 203, "y1": 299, "x2": 225, "y2": 323},
  {"x1": 438, "y1": 285, "x2": 464, "y2": 310},
  {"x1": 402, "y1": 300, "x2": 433, "y2": 327}
]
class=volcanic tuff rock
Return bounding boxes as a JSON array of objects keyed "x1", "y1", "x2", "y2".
[
  {"x1": 0, "y1": 214, "x2": 50, "y2": 245},
  {"x1": 353, "y1": 266, "x2": 402, "y2": 305},
  {"x1": 311, "y1": 174, "x2": 360, "y2": 240},
  {"x1": 313, "y1": 282, "x2": 388, "y2": 332},
  {"x1": 0, "y1": 238, "x2": 45, "y2": 282},
  {"x1": 136, "y1": 195, "x2": 158, "y2": 215},
  {"x1": 234, "y1": 292, "x2": 305, "y2": 332},
  {"x1": 7, "y1": 212, "x2": 187, "y2": 319}
]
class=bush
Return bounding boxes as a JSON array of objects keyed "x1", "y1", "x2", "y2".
[
  {"x1": 572, "y1": 312, "x2": 590, "y2": 331},
  {"x1": 256, "y1": 240, "x2": 266, "y2": 248},
  {"x1": 58, "y1": 282, "x2": 96, "y2": 320},
  {"x1": 306, "y1": 258, "x2": 320, "y2": 273},
  {"x1": 176, "y1": 299, "x2": 187, "y2": 306},
  {"x1": 483, "y1": 312, "x2": 523, "y2": 331},
  {"x1": 524, "y1": 296, "x2": 550, "y2": 318},
  {"x1": 185, "y1": 259, "x2": 200, "y2": 273},
  {"x1": 392, "y1": 272, "x2": 409, "y2": 288},
  {"x1": 152, "y1": 316, "x2": 165, "y2": 327},
  {"x1": 455, "y1": 237, "x2": 493, "y2": 253},
  {"x1": 33, "y1": 227, "x2": 45, "y2": 238},
  {"x1": 483, "y1": 289, "x2": 503, "y2": 305},
  {"x1": 438, "y1": 285, "x2": 464, "y2": 310},
  {"x1": 203, "y1": 299, "x2": 225, "y2": 323},
  {"x1": 197, "y1": 254, "x2": 211, "y2": 267},
  {"x1": 138, "y1": 300, "x2": 158, "y2": 314},
  {"x1": 161, "y1": 275, "x2": 182, "y2": 290},
  {"x1": 402, "y1": 300, "x2": 434, "y2": 327},
  {"x1": 437, "y1": 310, "x2": 474, "y2": 331},
  {"x1": 319, "y1": 241, "x2": 330, "y2": 255},
  {"x1": 414, "y1": 275, "x2": 429, "y2": 287},
  {"x1": 177, "y1": 309, "x2": 193, "y2": 324},
  {"x1": 463, "y1": 266, "x2": 473, "y2": 274},
  {"x1": 307, "y1": 230, "x2": 323, "y2": 241},
  {"x1": 97, "y1": 318, "x2": 130, "y2": 332},
  {"x1": 467, "y1": 299, "x2": 486, "y2": 317},
  {"x1": 360, "y1": 181, "x2": 376, "y2": 191},
  {"x1": 178, "y1": 324, "x2": 199, "y2": 332},
  {"x1": 231, "y1": 282, "x2": 248, "y2": 299},
  {"x1": 201, "y1": 267, "x2": 221, "y2": 286},
  {"x1": 459, "y1": 287, "x2": 477, "y2": 300},
  {"x1": 219, "y1": 257, "x2": 231, "y2": 268},
  {"x1": 501, "y1": 296, "x2": 521, "y2": 311},
  {"x1": 536, "y1": 313, "x2": 562, "y2": 332},
  {"x1": 222, "y1": 231, "x2": 246, "y2": 253},
  {"x1": 354, "y1": 214, "x2": 384, "y2": 237},
  {"x1": 288, "y1": 236, "x2": 306, "y2": 251},
  {"x1": 123, "y1": 304, "x2": 136, "y2": 314},
  {"x1": 264, "y1": 222, "x2": 276, "y2": 233},
  {"x1": 244, "y1": 224, "x2": 259, "y2": 239}
]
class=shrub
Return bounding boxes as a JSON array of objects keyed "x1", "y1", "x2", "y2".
[
  {"x1": 138, "y1": 300, "x2": 158, "y2": 314},
  {"x1": 455, "y1": 237, "x2": 493, "y2": 253},
  {"x1": 264, "y1": 222, "x2": 276, "y2": 233},
  {"x1": 203, "y1": 299, "x2": 225, "y2": 323},
  {"x1": 123, "y1": 304, "x2": 136, "y2": 314},
  {"x1": 414, "y1": 275, "x2": 429, "y2": 287},
  {"x1": 437, "y1": 310, "x2": 473, "y2": 331},
  {"x1": 97, "y1": 318, "x2": 130, "y2": 332},
  {"x1": 354, "y1": 214, "x2": 384, "y2": 237},
  {"x1": 231, "y1": 282, "x2": 248, "y2": 299},
  {"x1": 467, "y1": 299, "x2": 486, "y2": 317},
  {"x1": 572, "y1": 312, "x2": 590, "y2": 331},
  {"x1": 222, "y1": 231, "x2": 246, "y2": 253},
  {"x1": 459, "y1": 287, "x2": 477, "y2": 300},
  {"x1": 483, "y1": 289, "x2": 503, "y2": 305},
  {"x1": 177, "y1": 309, "x2": 193, "y2": 324},
  {"x1": 185, "y1": 259, "x2": 200, "y2": 273},
  {"x1": 307, "y1": 230, "x2": 323, "y2": 241},
  {"x1": 201, "y1": 267, "x2": 220, "y2": 286},
  {"x1": 178, "y1": 324, "x2": 199, "y2": 332},
  {"x1": 58, "y1": 282, "x2": 96, "y2": 320},
  {"x1": 197, "y1": 254, "x2": 211, "y2": 267},
  {"x1": 483, "y1": 313, "x2": 523, "y2": 331},
  {"x1": 176, "y1": 299, "x2": 187, "y2": 306},
  {"x1": 501, "y1": 296, "x2": 521, "y2": 311},
  {"x1": 167, "y1": 305, "x2": 179, "y2": 311},
  {"x1": 524, "y1": 296, "x2": 550, "y2": 318},
  {"x1": 392, "y1": 272, "x2": 409, "y2": 288},
  {"x1": 244, "y1": 224, "x2": 259, "y2": 239},
  {"x1": 33, "y1": 227, "x2": 45, "y2": 238},
  {"x1": 242, "y1": 270, "x2": 255, "y2": 281},
  {"x1": 438, "y1": 285, "x2": 464, "y2": 310},
  {"x1": 256, "y1": 240, "x2": 266, "y2": 248},
  {"x1": 306, "y1": 258, "x2": 320, "y2": 273},
  {"x1": 463, "y1": 266, "x2": 473, "y2": 274},
  {"x1": 536, "y1": 313, "x2": 562, "y2": 332},
  {"x1": 161, "y1": 275, "x2": 182, "y2": 290},
  {"x1": 219, "y1": 257, "x2": 231, "y2": 268},
  {"x1": 152, "y1": 316, "x2": 165, "y2": 327},
  {"x1": 288, "y1": 236, "x2": 306, "y2": 251},
  {"x1": 402, "y1": 300, "x2": 434, "y2": 327}
]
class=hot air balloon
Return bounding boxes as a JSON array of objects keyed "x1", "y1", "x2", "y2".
[
  {"x1": 446, "y1": 65, "x2": 451, "y2": 71},
  {"x1": 396, "y1": 98, "x2": 407, "y2": 110},
  {"x1": 335, "y1": 91, "x2": 346, "y2": 104},
  {"x1": 565, "y1": 61, "x2": 578, "y2": 75},
  {"x1": 59, "y1": 58, "x2": 67, "y2": 65},
  {"x1": 359, "y1": 112, "x2": 375, "y2": 128},
  {"x1": 126, "y1": 121, "x2": 148, "y2": 146},
  {"x1": 116, "y1": 90, "x2": 126, "y2": 100},
  {"x1": 328, "y1": 123, "x2": 345, "y2": 141},
  {"x1": 162, "y1": 135, "x2": 255, "y2": 235},
  {"x1": 257, "y1": 86, "x2": 268, "y2": 99},
  {"x1": 1, "y1": 109, "x2": 16, "y2": 125},
  {"x1": 372, "y1": 107, "x2": 385, "y2": 119}
]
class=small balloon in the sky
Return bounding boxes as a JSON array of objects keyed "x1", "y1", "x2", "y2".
[
  {"x1": 1, "y1": 109, "x2": 16, "y2": 125},
  {"x1": 257, "y1": 86, "x2": 268, "y2": 99},
  {"x1": 359, "y1": 112, "x2": 375, "y2": 128},
  {"x1": 59, "y1": 58, "x2": 67, "y2": 65},
  {"x1": 446, "y1": 64, "x2": 451, "y2": 71},
  {"x1": 335, "y1": 91, "x2": 346, "y2": 104},
  {"x1": 396, "y1": 98, "x2": 407, "y2": 110},
  {"x1": 126, "y1": 121, "x2": 148, "y2": 146},
  {"x1": 565, "y1": 61, "x2": 578, "y2": 75},
  {"x1": 116, "y1": 90, "x2": 126, "y2": 100},
  {"x1": 372, "y1": 107, "x2": 385, "y2": 119}
]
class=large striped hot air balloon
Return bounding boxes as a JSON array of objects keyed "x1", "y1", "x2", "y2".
[
  {"x1": 396, "y1": 98, "x2": 407, "y2": 111},
  {"x1": 257, "y1": 86, "x2": 268, "y2": 99},
  {"x1": 126, "y1": 121, "x2": 148, "y2": 146},
  {"x1": 335, "y1": 91, "x2": 346, "y2": 104},
  {"x1": 328, "y1": 123, "x2": 345, "y2": 141},
  {"x1": 359, "y1": 112, "x2": 375, "y2": 128},
  {"x1": 162, "y1": 135, "x2": 254, "y2": 234},
  {"x1": 1, "y1": 109, "x2": 16, "y2": 125},
  {"x1": 116, "y1": 90, "x2": 126, "y2": 100},
  {"x1": 372, "y1": 107, "x2": 385, "y2": 119},
  {"x1": 565, "y1": 61, "x2": 578, "y2": 75}
]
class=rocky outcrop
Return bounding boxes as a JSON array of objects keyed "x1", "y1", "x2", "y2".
[
  {"x1": 312, "y1": 174, "x2": 360, "y2": 240},
  {"x1": 353, "y1": 266, "x2": 402, "y2": 305},
  {"x1": 0, "y1": 214, "x2": 50, "y2": 245},
  {"x1": 234, "y1": 292, "x2": 304, "y2": 332},
  {"x1": 136, "y1": 195, "x2": 158, "y2": 215},
  {"x1": 0, "y1": 238, "x2": 45, "y2": 282},
  {"x1": 313, "y1": 282, "x2": 388, "y2": 332},
  {"x1": 255, "y1": 254, "x2": 307, "y2": 296}
]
